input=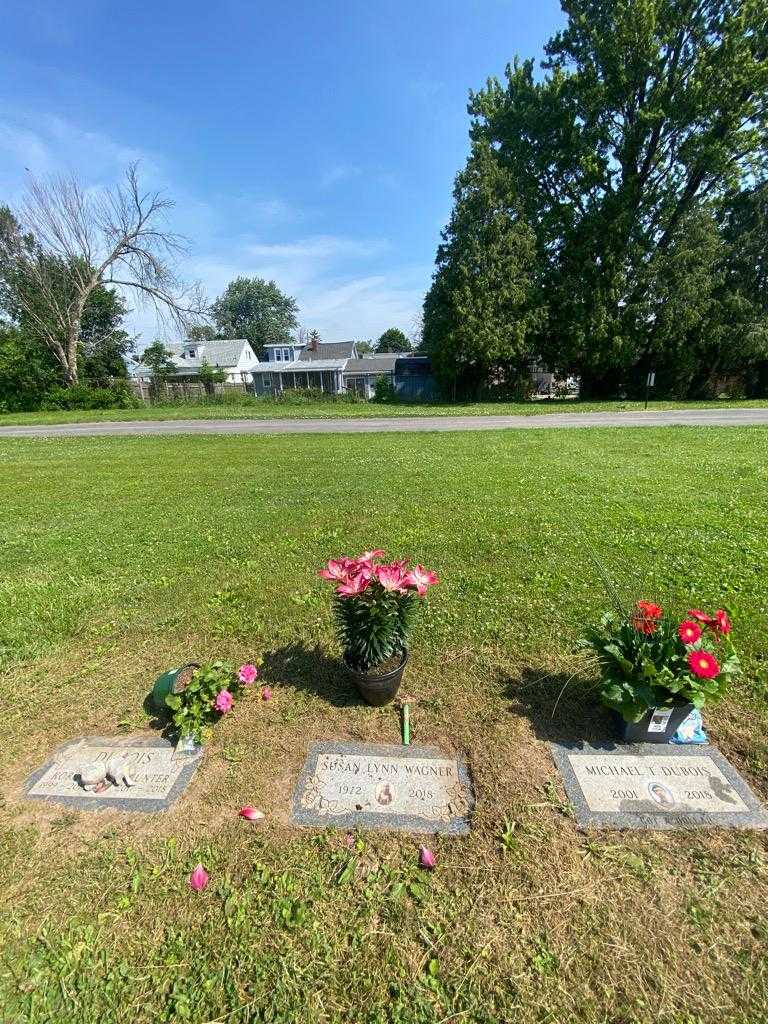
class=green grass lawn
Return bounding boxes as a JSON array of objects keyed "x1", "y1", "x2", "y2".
[
  {"x1": 1, "y1": 396, "x2": 767, "y2": 426},
  {"x1": 1, "y1": 427, "x2": 768, "y2": 1023}
]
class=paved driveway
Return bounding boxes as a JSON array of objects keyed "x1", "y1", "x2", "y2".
[{"x1": 1, "y1": 407, "x2": 767, "y2": 437}]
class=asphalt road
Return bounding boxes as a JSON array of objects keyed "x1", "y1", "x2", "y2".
[{"x1": 0, "y1": 407, "x2": 767, "y2": 438}]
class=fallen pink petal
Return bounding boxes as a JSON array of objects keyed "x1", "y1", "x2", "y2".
[
  {"x1": 418, "y1": 846, "x2": 436, "y2": 869},
  {"x1": 261, "y1": 686, "x2": 273, "y2": 701},
  {"x1": 188, "y1": 863, "x2": 209, "y2": 892},
  {"x1": 239, "y1": 806, "x2": 265, "y2": 822}
]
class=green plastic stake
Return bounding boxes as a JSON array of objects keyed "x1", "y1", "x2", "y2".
[{"x1": 402, "y1": 703, "x2": 410, "y2": 745}]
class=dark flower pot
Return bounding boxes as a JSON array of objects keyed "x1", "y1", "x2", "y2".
[
  {"x1": 343, "y1": 649, "x2": 408, "y2": 706},
  {"x1": 619, "y1": 703, "x2": 695, "y2": 744}
]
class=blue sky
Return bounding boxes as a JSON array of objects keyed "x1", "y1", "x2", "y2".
[{"x1": 0, "y1": 1, "x2": 563, "y2": 347}]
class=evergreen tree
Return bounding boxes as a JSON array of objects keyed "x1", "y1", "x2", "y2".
[{"x1": 423, "y1": 144, "x2": 545, "y2": 398}]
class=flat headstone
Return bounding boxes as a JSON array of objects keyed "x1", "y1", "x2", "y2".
[
  {"x1": 291, "y1": 741, "x2": 474, "y2": 835},
  {"x1": 23, "y1": 734, "x2": 202, "y2": 813},
  {"x1": 551, "y1": 741, "x2": 768, "y2": 830}
]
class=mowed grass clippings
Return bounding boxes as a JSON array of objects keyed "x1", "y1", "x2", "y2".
[
  {"x1": 0, "y1": 426, "x2": 767, "y2": 1024},
  {"x1": 0, "y1": 396, "x2": 767, "y2": 426}
]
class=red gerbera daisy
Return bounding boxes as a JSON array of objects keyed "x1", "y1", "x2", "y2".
[
  {"x1": 678, "y1": 620, "x2": 702, "y2": 645},
  {"x1": 631, "y1": 599, "x2": 663, "y2": 634},
  {"x1": 687, "y1": 650, "x2": 720, "y2": 679},
  {"x1": 636, "y1": 600, "x2": 663, "y2": 619},
  {"x1": 713, "y1": 609, "x2": 732, "y2": 636},
  {"x1": 687, "y1": 609, "x2": 715, "y2": 626}
]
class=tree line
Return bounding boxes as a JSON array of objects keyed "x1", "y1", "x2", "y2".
[
  {"x1": 423, "y1": 0, "x2": 768, "y2": 399},
  {"x1": 0, "y1": 168, "x2": 414, "y2": 410}
]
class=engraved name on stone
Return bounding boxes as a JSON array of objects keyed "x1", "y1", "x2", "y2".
[
  {"x1": 28, "y1": 744, "x2": 184, "y2": 801},
  {"x1": 300, "y1": 751, "x2": 469, "y2": 823},
  {"x1": 568, "y1": 753, "x2": 748, "y2": 814}
]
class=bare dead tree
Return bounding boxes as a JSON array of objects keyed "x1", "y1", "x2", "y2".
[{"x1": 5, "y1": 164, "x2": 205, "y2": 384}]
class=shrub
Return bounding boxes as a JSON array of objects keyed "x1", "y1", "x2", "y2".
[
  {"x1": 373, "y1": 376, "x2": 396, "y2": 403},
  {"x1": 41, "y1": 381, "x2": 141, "y2": 411}
]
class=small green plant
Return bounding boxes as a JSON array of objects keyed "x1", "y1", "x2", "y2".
[{"x1": 164, "y1": 660, "x2": 258, "y2": 742}]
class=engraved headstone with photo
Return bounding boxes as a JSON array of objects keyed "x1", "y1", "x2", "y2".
[
  {"x1": 551, "y1": 742, "x2": 768, "y2": 830},
  {"x1": 291, "y1": 741, "x2": 475, "y2": 834}
]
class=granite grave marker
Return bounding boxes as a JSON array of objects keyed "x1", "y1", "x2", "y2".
[
  {"x1": 291, "y1": 741, "x2": 474, "y2": 834},
  {"x1": 551, "y1": 742, "x2": 768, "y2": 830},
  {"x1": 24, "y1": 734, "x2": 202, "y2": 813}
]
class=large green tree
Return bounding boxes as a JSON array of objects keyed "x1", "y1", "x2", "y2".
[
  {"x1": 423, "y1": 144, "x2": 545, "y2": 397},
  {"x1": 377, "y1": 327, "x2": 411, "y2": 353},
  {"x1": 211, "y1": 277, "x2": 298, "y2": 356},
  {"x1": 440, "y1": 0, "x2": 768, "y2": 395}
]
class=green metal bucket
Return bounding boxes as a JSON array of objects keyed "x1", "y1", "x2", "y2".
[{"x1": 151, "y1": 663, "x2": 199, "y2": 711}]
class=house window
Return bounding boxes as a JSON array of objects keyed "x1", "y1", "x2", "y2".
[
  {"x1": 282, "y1": 347, "x2": 291, "y2": 361},
  {"x1": 262, "y1": 375, "x2": 272, "y2": 388},
  {"x1": 275, "y1": 349, "x2": 283, "y2": 361},
  {"x1": 188, "y1": 348, "x2": 196, "y2": 357}
]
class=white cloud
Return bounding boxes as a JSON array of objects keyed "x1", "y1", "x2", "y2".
[{"x1": 0, "y1": 110, "x2": 428, "y2": 347}]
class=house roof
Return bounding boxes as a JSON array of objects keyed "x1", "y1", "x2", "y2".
[
  {"x1": 345, "y1": 355, "x2": 398, "y2": 373},
  {"x1": 172, "y1": 339, "x2": 251, "y2": 368},
  {"x1": 298, "y1": 340, "x2": 356, "y2": 362},
  {"x1": 132, "y1": 339, "x2": 253, "y2": 376},
  {"x1": 281, "y1": 359, "x2": 348, "y2": 371}
]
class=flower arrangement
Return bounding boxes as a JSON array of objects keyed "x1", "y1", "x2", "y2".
[
  {"x1": 165, "y1": 661, "x2": 258, "y2": 742},
  {"x1": 318, "y1": 550, "x2": 439, "y2": 672},
  {"x1": 582, "y1": 601, "x2": 740, "y2": 722}
]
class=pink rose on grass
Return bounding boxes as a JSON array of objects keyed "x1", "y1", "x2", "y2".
[
  {"x1": 188, "y1": 863, "x2": 209, "y2": 892},
  {"x1": 214, "y1": 689, "x2": 234, "y2": 713},
  {"x1": 403, "y1": 565, "x2": 439, "y2": 597},
  {"x1": 238, "y1": 663, "x2": 258, "y2": 685},
  {"x1": 239, "y1": 806, "x2": 264, "y2": 821}
]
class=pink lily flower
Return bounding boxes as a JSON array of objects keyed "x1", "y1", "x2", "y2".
[
  {"x1": 358, "y1": 549, "x2": 385, "y2": 565},
  {"x1": 374, "y1": 563, "x2": 407, "y2": 593},
  {"x1": 418, "y1": 846, "x2": 436, "y2": 869},
  {"x1": 239, "y1": 806, "x2": 265, "y2": 821},
  {"x1": 319, "y1": 559, "x2": 352, "y2": 583},
  {"x1": 337, "y1": 574, "x2": 370, "y2": 598},
  {"x1": 403, "y1": 565, "x2": 439, "y2": 597},
  {"x1": 188, "y1": 863, "x2": 209, "y2": 891},
  {"x1": 214, "y1": 689, "x2": 234, "y2": 713},
  {"x1": 261, "y1": 686, "x2": 273, "y2": 701},
  {"x1": 238, "y1": 663, "x2": 258, "y2": 685}
]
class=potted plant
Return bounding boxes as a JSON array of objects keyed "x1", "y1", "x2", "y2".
[
  {"x1": 151, "y1": 662, "x2": 200, "y2": 711},
  {"x1": 318, "y1": 550, "x2": 439, "y2": 705},
  {"x1": 163, "y1": 661, "x2": 259, "y2": 744},
  {"x1": 582, "y1": 600, "x2": 740, "y2": 742}
]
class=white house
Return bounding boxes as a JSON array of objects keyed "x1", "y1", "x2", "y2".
[
  {"x1": 131, "y1": 339, "x2": 261, "y2": 383},
  {"x1": 252, "y1": 337, "x2": 403, "y2": 398}
]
